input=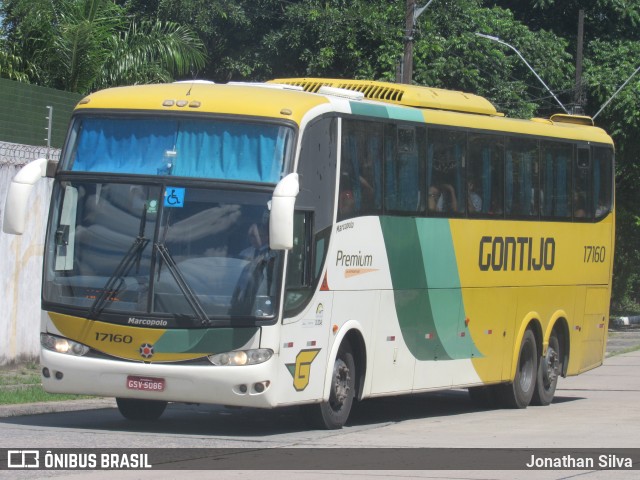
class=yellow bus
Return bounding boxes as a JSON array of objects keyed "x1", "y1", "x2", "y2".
[{"x1": 3, "y1": 78, "x2": 614, "y2": 429}]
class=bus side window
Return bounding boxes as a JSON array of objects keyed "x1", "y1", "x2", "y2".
[
  {"x1": 593, "y1": 146, "x2": 613, "y2": 218},
  {"x1": 574, "y1": 147, "x2": 592, "y2": 220},
  {"x1": 284, "y1": 211, "x2": 312, "y2": 312},
  {"x1": 468, "y1": 134, "x2": 504, "y2": 216},
  {"x1": 427, "y1": 128, "x2": 465, "y2": 216},
  {"x1": 505, "y1": 138, "x2": 539, "y2": 218},
  {"x1": 340, "y1": 120, "x2": 382, "y2": 220},
  {"x1": 541, "y1": 141, "x2": 572, "y2": 219}
]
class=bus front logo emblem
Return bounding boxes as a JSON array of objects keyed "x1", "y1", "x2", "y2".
[
  {"x1": 139, "y1": 343, "x2": 154, "y2": 359},
  {"x1": 286, "y1": 349, "x2": 321, "y2": 391}
]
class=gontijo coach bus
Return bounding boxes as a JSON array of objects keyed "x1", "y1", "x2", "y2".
[{"x1": 3, "y1": 78, "x2": 614, "y2": 429}]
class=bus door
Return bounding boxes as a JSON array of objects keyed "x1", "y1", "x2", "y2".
[{"x1": 580, "y1": 286, "x2": 609, "y2": 372}]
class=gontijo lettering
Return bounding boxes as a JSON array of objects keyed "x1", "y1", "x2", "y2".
[{"x1": 479, "y1": 236, "x2": 555, "y2": 271}]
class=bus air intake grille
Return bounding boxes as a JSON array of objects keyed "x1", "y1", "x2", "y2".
[{"x1": 268, "y1": 78, "x2": 499, "y2": 115}]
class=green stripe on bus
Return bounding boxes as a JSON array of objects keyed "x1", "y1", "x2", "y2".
[
  {"x1": 380, "y1": 216, "x2": 449, "y2": 360},
  {"x1": 416, "y1": 218, "x2": 482, "y2": 359},
  {"x1": 154, "y1": 327, "x2": 259, "y2": 354},
  {"x1": 350, "y1": 102, "x2": 425, "y2": 122},
  {"x1": 380, "y1": 217, "x2": 481, "y2": 361}
]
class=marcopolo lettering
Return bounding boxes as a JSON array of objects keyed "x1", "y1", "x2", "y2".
[
  {"x1": 336, "y1": 250, "x2": 373, "y2": 267},
  {"x1": 127, "y1": 317, "x2": 168, "y2": 327},
  {"x1": 479, "y1": 236, "x2": 555, "y2": 272}
]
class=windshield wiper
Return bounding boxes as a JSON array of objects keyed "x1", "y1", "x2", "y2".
[
  {"x1": 88, "y1": 207, "x2": 149, "y2": 319},
  {"x1": 155, "y1": 243, "x2": 211, "y2": 326}
]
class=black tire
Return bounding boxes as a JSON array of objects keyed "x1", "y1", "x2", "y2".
[
  {"x1": 116, "y1": 398, "x2": 167, "y2": 421},
  {"x1": 531, "y1": 330, "x2": 561, "y2": 406},
  {"x1": 499, "y1": 328, "x2": 538, "y2": 409},
  {"x1": 302, "y1": 343, "x2": 356, "y2": 429}
]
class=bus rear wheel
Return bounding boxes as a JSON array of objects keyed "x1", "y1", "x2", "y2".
[
  {"x1": 531, "y1": 330, "x2": 561, "y2": 406},
  {"x1": 499, "y1": 328, "x2": 537, "y2": 409},
  {"x1": 302, "y1": 343, "x2": 356, "y2": 430},
  {"x1": 116, "y1": 398, "x2": 167, "y2": 421}
]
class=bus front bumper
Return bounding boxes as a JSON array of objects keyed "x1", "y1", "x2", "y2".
[{"x1": 40, "y1": 348, "x2": 280, "y2": 408}]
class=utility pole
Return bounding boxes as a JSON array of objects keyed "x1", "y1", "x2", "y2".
[
  {"x1": 401, "y1": 0, "x2": 416, "y2": 84},
  {"x1": 398, "y1": 0, "x2": 436, "y2": 84},
  {"x1": 573, "y1": 9, "x2": 585, "y2": 114}
]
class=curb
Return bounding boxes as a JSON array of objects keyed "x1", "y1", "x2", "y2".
[{"x1": 0, "y1": 398, "x2": 116, "y2": 418}]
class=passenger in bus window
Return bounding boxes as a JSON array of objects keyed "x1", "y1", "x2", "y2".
[
  {"x1": 338, "y1": 189, "x2": 355, "y2": 219},
  {"x1": 573, "y1": 192, "x2": 588, "y2": 219},
  {"x1": 467, "y1": 178, "x2": 482, "y2": 213},
  {"x1": 595, "y1": 201, "x2": 608, "y2": 218},
  {"x1": 428, "y1": 184, "x2": 457, "y2": 213},
  {"x1": 489, "y1": 197, "x2": 503, "y2": 215},
  {"x1": 239, "y1": 215, "x2": 270, "y2": 260}
]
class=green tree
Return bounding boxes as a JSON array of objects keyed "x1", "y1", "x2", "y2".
[
  {"x1": 492, "y1": 0, "x2": 640, "y2": 312},
  {"x1": 0, "y1": 0, "x2": 206, "y2": 93},
  {"x1": 412, "y1": 1, "x2": 573, "y2": 118},
  {"x1": 0, "y1": 49, "x2": 32, "y2": 82}
]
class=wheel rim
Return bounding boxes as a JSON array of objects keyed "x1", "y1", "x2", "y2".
[
  {"x1": 518, "y1": 340, "x2": 535, "y2": 391},
  {"x1": 542, "y1": 344, "x2": 560, "y2": 389},
  {"x1": 329, "y1": 357, "x2": 351, "y2": 411}
]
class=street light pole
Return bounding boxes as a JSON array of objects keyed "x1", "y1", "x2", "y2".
[
  {"x1": 592, "y1": 63, "x2": 640, "y2": 120},
  {"x1": 475, "y1": 32, "x2": 569, "y2": 114}
]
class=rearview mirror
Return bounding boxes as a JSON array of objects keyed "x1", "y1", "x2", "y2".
[
  {"x1": 3, "y1": 158, "x2": 50, "y2": 235},
  {"x1": 269, "y1": 173, "x2": 299, "y2": 250}
]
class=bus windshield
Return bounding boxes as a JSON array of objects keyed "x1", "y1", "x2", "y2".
[
  {"x1": 61, "y1": 115, "x2": 294, "y2": 183},
  {"x1": 43, "y1": 181, "x2": 283, "y2": 325}
]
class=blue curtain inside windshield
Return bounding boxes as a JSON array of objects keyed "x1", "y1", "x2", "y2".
[{"x1": 70, "y1": 117, "x2": 291, "y2": 183}]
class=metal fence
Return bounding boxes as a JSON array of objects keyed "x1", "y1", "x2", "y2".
[{"x1": 0, "y1": 141, "x2": 60, "y2": 167}]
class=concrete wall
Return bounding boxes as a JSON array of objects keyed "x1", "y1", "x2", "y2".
[{"x1": 0, "y1": 142, "x2": 56, "y2": 366}]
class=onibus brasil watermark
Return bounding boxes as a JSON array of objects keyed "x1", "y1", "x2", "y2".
[{"x1": 6, "y1": 450, "x2": 150, "y2": 469}]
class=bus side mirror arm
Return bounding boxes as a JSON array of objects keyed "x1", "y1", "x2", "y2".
[
  {"x1": 269, "y1": 173, "x2": 299, "y2": 250},
  {"x1": 2, "y1": 158, "x2": 52, "y2": 235}
]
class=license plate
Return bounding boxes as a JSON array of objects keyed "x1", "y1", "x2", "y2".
[{"x1": 126, "y1": 375, "x2": 165, "y2": 392}]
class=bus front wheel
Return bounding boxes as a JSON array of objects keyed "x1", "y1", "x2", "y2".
[
  {"x1": 116, "y1": 398, "x2": 167, "y2": 421},
  {"x1": 531, "y1": 330, "x2": 561, "y2": 406},
  {"x1": 500, "y1": 328, "x2": 537, "y2": 409},
  {"x1": 302, "y1": 342, "x2": 356, "y2": 429}
]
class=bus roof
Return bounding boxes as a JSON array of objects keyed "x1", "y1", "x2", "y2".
[
  {"x1": 269, "y1": 77, "x2": 499, "y2": 115},
  {"x1": 75, "y1": 82, "x2": 331, "y2": 125},
  {"x1": 76, "y1": 80, "x2": 613, "y2": 145}
]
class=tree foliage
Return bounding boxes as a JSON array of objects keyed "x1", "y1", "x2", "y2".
[
  {"x1": 0, "y1": 0, "x2": 206, "y2": 93},
  {"x1": 2, "y1": 0, "x2": 639, "y2": 309}
]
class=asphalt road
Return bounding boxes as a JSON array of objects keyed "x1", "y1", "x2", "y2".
[{"x1": 0, "y1": 329, "x2": 639, "y2": 479}]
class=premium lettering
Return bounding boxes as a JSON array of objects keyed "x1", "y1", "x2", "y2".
[{"x1": 336, "y1": 250, "x2": 373, "y2": 267}]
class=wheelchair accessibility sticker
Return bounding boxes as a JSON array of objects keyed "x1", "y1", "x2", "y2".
[{"x1": 164, "y1": 187, "x2": 185, "y2": 208}]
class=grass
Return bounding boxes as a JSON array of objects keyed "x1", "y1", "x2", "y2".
[
  {"x1": 607, "y1": 343, "x2": 640, "y2": 357},
  {"x1": 0, "y1": 363, "x2": 93, "y2": 405}
]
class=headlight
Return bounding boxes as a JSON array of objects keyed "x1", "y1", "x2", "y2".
[
  {"x1": 41, "y1": 333, "x2": 89, "y2": 356},
  {"x1": 208, "y1": 348, "x2": 273, "y2": 366}
]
